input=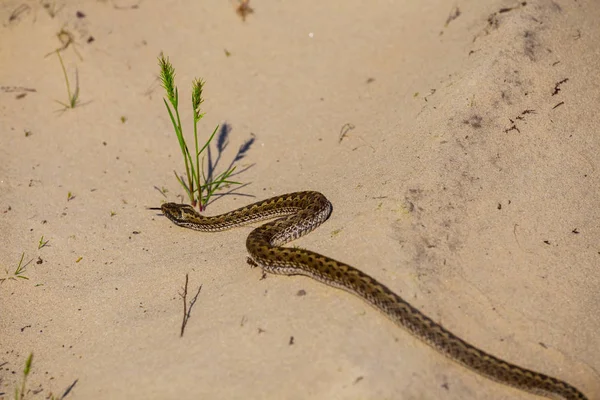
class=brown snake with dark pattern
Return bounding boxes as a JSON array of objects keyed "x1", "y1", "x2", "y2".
[{"x1": 156, "y1": 191, "x2": 587, "y2": 400}]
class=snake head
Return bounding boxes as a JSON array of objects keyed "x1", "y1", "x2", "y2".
[{"x1": 160, "y1": 203, "x2": 198, "y2": 224}]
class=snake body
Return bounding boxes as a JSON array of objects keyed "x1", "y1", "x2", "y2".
[{"x1": 159, "y1": 191, "x2": 587, "y2": 400}]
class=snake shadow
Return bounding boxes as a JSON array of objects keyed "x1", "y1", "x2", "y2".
[{"x1": 204, "y1": 122, "x2": 256, "y2": 207}]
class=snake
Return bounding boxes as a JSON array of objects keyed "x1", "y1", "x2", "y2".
[{"x1": 156, "y1": 191, "x2": 587, "y2": 400}]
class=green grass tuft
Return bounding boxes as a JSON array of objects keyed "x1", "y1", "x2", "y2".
[
  {"x1": 54, "y1": 51, "x2": 80, "y2": 110},
  {"x1": 158, "y1": 55, "x2": 241, "y2": 211}
]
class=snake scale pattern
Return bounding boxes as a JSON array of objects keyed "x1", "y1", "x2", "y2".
[{"x1": 158, "y1": 191, "x2": 587, "y2": 400}]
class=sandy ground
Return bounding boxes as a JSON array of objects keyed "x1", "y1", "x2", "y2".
[{"x1": 1, "y1": 0, "x2": 599, "y2": 399}]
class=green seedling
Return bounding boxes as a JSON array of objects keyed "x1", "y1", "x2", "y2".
[
  {"x1": 13, "y1": 253, "x2": 30, "y2": 280},
  {"x1": 55, "y1": 50, "x2": 79, "y2": 110},
  {"x1": 38, "y1": 236, "x2": 49, "y2": 249},
  {"x1": 13, "y1": 352, "x2": 78, "y2": 400},
  {"x1": 14, "y1": 352, "x2": 33, "y2": 400},
  {"x1": 158, "y1": 55, "x2": 240, "y2": 211},
  {"x1": 1, "y1": 253, "x2": 31, "y2": 283}
]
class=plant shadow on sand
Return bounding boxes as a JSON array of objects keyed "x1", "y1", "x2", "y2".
[{"x1": 204, "y1": 122, "x2": 256, "y2": 207}]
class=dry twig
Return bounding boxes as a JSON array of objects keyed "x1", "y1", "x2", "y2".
[{"x1": 180, "y1": 273, "x2": 203, "y2": 337}]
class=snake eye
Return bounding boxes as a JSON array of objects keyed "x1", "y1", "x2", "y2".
[{"x1": 180, "y1": 207, "x2": 194, "y2": 217}]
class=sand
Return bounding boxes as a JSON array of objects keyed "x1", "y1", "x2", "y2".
[{"x1": 1, "y1": 0, "x2": 599, "y2": 399}]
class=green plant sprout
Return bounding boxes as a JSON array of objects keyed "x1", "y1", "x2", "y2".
[
  {"x1": 158, "y1": 55, "x2": 240, "y2": 211},
  {"x1": 13, "y1": 352, "x2": 77, "y2": 400},
  {"x1": 38, "y1": 236, "x2": 49, "y2": 249},
  {"x1": 55, "y1": 50, "x2": 79, "y2": 110},
  {"x1": 1, "y1": 253, "x2": 31, "y2": 283},
  {"x1": 15, "y1": 352, "x2": 33, "y2": 400}
]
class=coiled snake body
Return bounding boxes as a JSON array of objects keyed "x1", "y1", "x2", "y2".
[{"x1": 158, "y1": 191, "x2": 587, "y2": 400}]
